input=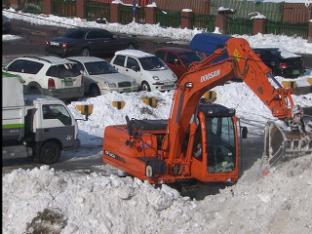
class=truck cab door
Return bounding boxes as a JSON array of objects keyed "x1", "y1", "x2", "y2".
[
  {"x1": 37, "y1": 103, "x2": 76, "y2": 148},
  {"x1": 190, "y1": 112, "x2": 239, "y2": 183}
]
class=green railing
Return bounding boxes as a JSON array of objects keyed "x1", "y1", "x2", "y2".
[
  {"x1": 86, "y1": 1, "x2": 110, "y2": 21},
  {"x1": 192, "y1": 14, "x2": 216, "y2": 31},
  {"x1": 118, "y1": 5, "x2": 133, "y2": 24},
  {"x1": 156, "y1": 10, "x2": 180, "y2": 28},
  {"x1": 266, "y1": 21, "x2": 309, "y2": 38},
  {"x1": 22, "y1": 0, "x2": 43, "y2": 14},
  {"x1": 227, "y1": 17, "x2": 252, "y2": 35},
  {"x1": 136, "y1": 7, "x2": 145, "y2": 24},
  {"x1": 52, "y1": 0, "x2": 76, "y2": 17}
]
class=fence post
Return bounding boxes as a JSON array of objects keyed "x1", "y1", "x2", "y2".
[
  {"x1": 144, "y1": 5, "x2": 157, "y2": 24},
  {"x1": 181, "y1": 9, "x2": 193, "y2": 29},
  {"x1": 215, "y1": 12, "x2": 228, "y2": 34},
  {"x1": 111, "y1": 1, "x2": 120, "y2": 23},
  {"x1": 77, "y1": 0, "x2": 86, "y2": 19},
  {"x1": 253, "y1": 18, "x2": 267, "y2": 35},
  {"x1": 309, "y1": 20, "x2": 312, "y2": 43},
  {"x1": 9, "y1": 0, "x2": 19, "y2": 9},
  {"x1": 43, "y1": 0, "x2": 52, "y2": 15}
]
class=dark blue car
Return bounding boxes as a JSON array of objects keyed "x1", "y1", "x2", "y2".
[{"x1": 45, "y1": 28, "x2": 137, "y2": 57}]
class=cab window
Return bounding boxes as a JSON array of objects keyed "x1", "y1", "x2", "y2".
[
  {"x1": 126, "y1": 57, "x2": 140, "y2": 71},
  {"x1": 113, "y1": 55, "x2": 126, "y2": 67},
  {"x1": 42, "y1": 104, "x2": 72, "y2": 126}
]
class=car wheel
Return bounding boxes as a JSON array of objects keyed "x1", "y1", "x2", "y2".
[
  {"x1": 81, "y1": 48, "x2": 90, "y2": 56},
  {"x1": 141, "y1": 82, "x2": 151, "y2": 92},
  {"x1": 89, "y1": 85, "x2": 100, "y2": 97},
  {"x1": 34, "y1": 141, "x2": 61, "y2": 164},
  {"x1": 28, "y1": 85, "x2": 42, "y2": 95}
]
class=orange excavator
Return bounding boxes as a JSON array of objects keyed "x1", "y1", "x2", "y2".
[{"x1": 102, "y1": 36, "x2": 312, "y2": 184}]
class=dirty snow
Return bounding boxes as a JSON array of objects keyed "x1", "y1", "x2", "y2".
[{"x1": 3, "y1": 154, "x2": 312, "y2": 234}]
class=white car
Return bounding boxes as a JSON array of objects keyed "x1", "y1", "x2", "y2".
[
  {"x1": 67, "y1": 56, "x2": 139, "y2": 96},
  {"x1": 110, "y1": 49, "x2": 177, "y2": 91},
  {"x1": 4, "y1": 56, "x2": 84, "y2": 100}
]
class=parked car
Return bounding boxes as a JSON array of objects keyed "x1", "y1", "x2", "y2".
[
  {"x1": 67, "y1": 56, "x2": 139, "y2": 96},
  {"x1": 4, "y1": 56, "x2": 84, "y2": 100},
  {"x1": 2, "y1": 15, "x2": 11, "y2": 34},
  {"x1": 253, "y1": 48, "x2": 305, "y2": 78},
  {"x1": 154, "y1": 47, "x2": 201, "y2": 78},
  {"x1": 110, "y1": 49, "x2": 177, "y2": 91},
  {"x1": 45, "y1": 27, "x2": 137, "y2": 57}
]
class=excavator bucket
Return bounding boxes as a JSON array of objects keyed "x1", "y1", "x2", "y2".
[{"x1": 262, "y1": 119, "x2": 312, "y2": 173}]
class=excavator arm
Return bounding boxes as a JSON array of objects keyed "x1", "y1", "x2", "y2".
[{"x1": 165, "y1": 37, "x2": 311, "y2": 168}]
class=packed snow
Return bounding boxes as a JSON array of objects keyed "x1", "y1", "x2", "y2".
[
  {"x1": 3, "y1": 154, "x2": 312, "y2": 233},
  {"x1": 3, "y1": 9, "x2": 312, "y2": 55}
]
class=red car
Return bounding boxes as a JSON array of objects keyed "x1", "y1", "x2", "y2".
[{"x1": 154, "y1": 47, "x2": 201, "y2": 78}]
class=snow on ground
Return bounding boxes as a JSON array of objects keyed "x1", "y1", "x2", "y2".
[
  {"x1": 3, "y1": 154, "x2": 312, "y2": 234},
  {"x1": 3, "y1": 9, "x2": 312, "y2": 55},
  {"x1": 2, "y1": 34, "x2": 22, "y2": 41},
  {"x1": 69, "y1": 79, "x2": 312, "y2": 146}
]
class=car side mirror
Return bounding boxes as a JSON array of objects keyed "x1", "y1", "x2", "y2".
[
  {"x1": 174, "y1": 58, "x2": 180, "y2": 65},
  {"x1": 241, "y1": 126, "x2": 248, "y2": 139},
  {"x1": 131, "y1": 66, "x2": 139, "y2": 72}
]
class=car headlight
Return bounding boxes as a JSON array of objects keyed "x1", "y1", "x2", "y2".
[
  {"x1": 104, "y1": 82, "x2": 117, "y2": 88},
  {"x1": 153, "y1": 76, "x2": 159, "y2": 80}
]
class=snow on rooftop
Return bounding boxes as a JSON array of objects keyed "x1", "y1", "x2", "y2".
[
  {"x1": 249, "y1": 11, "x2": 267, "y2": 19},
  {"x1": 115, "y1": 49, "x2": 154, "y2": 57},
  {"x1": 182, "y1": 9, "x2": 193, "y2": 12}
]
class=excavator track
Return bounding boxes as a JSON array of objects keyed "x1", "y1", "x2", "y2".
[{"x1": 262, "y1": 120, "x2": 312, "y2": 172}]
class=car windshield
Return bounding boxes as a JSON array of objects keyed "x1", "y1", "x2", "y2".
[
  {"x1": 85, "y1": 61, "x2": 118, "y2": 75},
  {"x1": 180, "y1": 52, "x2": 201, "y2": 65},
  {"x1": 63, "y1": 30, "x2": 86, "y2": 39},
  {"x1": 139, "y1": 57, "x2": 167, "y2": 71}
]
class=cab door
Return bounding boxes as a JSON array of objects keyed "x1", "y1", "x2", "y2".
[
  {"x1": 36, "y1": 103, "x2": 76, "y2": 148},
  {"x1": 191, "y1": 113, "x2": 239, "y2": 183}
]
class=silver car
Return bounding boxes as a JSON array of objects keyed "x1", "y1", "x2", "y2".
[{"x1": 67, "y1": 56, "x2": 139, "y2": 97}]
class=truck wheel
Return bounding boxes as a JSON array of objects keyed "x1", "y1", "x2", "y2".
[{"x1": 35, "y1": 141, "x2": 61, "y2": 164}]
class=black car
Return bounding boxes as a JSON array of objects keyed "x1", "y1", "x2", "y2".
[
  {"x1": 253, "y1": 48, "x2": 304, "y2": 78},
  {"x1": 45, "y1": 28, "x2": 137, "y2": 57},
  {"x1": 2, "y1": 15, "x2": 11, "y2": 34}
]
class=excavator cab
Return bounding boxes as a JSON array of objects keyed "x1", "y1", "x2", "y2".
[{"x1": 190, "y1": 103, "x2": 240, "y2": 183}]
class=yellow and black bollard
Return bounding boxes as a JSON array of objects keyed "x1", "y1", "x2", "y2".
[
  {"x1": 112, "y1": 101, "x2": 125, "y2": 110},
  {"x1": 75, "y1": 104, "x2": 94, "y2": 121},
  {"x1": 141, "y1": 96, "x2": 158, "y2": 108},
  {"x1": 201, "y1": 91, "x2": 217, "y2": 103}
]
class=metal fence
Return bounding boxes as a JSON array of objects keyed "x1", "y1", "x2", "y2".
[
  {"x1": 86, "y1": 1, "x2": 110, "y2": 21},
  {"x1": 192, "y1": 14, "x2": 215, "y2": 31},
  {"x1": 118, "y1": 5, "x2": 133, "y2": 24},
  {"x1": 156, "y1": 10, "x2": 180, "y2": 28},
  {"x1": 227, "y1": 17, "x2": 253, "y2": 35},
  {"x1": 51, "y1": 0, "x2": 76, "y2": 17},
  {"x1": 22, "y1": 0, "x2": 43, "y2": 14},
  {"x1": 266, "y1": 20, "x2": 309, "y2": 38}
]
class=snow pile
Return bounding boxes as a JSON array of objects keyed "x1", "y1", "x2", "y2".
[
  {"x1": 2, "y1": 34, "x2": 22, "y2": 41},
  {"x1": 238, "y1": 33, "x2": 312, "y2": 55},
  {"x1": 3, "y1": 9, "x2": 312, "y2": 55},
  {"x1": 70, "y1": 80, "x2": 312, "y2": 146},
  {"x1": 3, "y1": 154, "x2": 312, "y2": 234}
]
